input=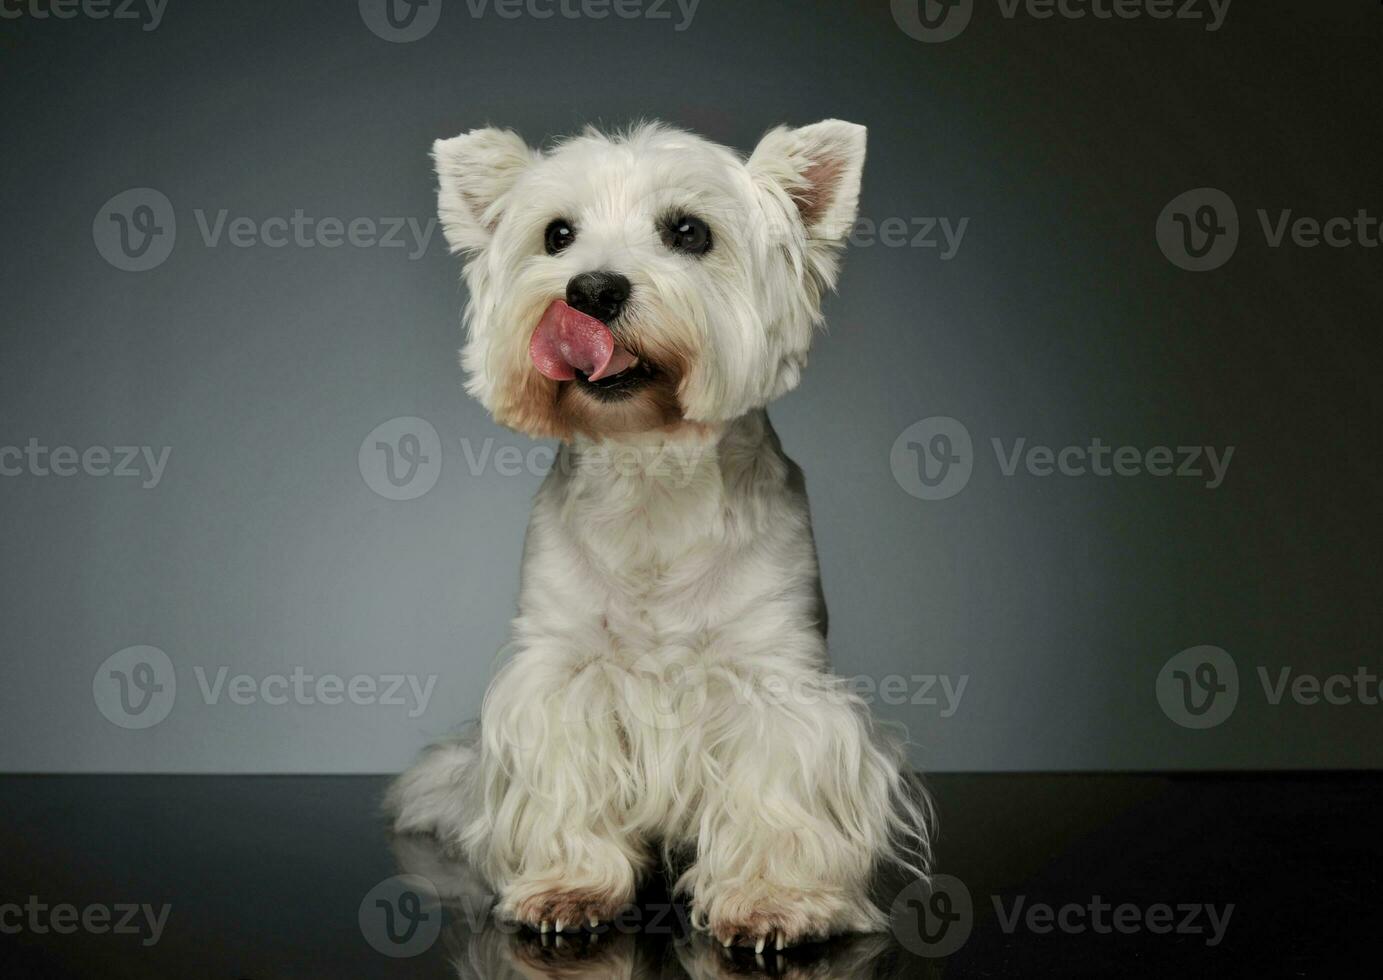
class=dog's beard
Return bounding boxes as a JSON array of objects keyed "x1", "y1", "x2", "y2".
[
  {"x1": 491, "y1": 348, "x2": 691, "y2": 441},
  {"x1": 557, "y1": 374, "x2": 683, "y2": 438},
  {"x1": 487, "y1": 299, "x2": 698, "y2": 440}
]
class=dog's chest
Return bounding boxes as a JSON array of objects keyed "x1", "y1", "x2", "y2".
[{"x1": 563, "y1": 456, "x2": 748, "y2": 640}]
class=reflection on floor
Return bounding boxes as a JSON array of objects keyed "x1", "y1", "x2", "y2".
[
  {"x1": 1, "y1": 773, "x2": 1379, "y2": 977},
  {"x1": 391, "y1": 831, "x2": 928, "y2": 979}
]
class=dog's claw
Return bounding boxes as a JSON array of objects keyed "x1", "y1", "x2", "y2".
[
  {"x1": 540, "y1": 919, "x2": 550, "y2": 933},
  {"x1": 775, "y1": 932, "x2": 785, "y2": 951},
  {"x1": 755, "y1": 936, "x2": 766, "y2": 954},
  {"x1": 589, "y1": 916, "x2": 599, "y2": 928},
  {"x1": 722, "y1": 934, "x2": 734, "y2": 947},
  {"x1": 555, "y1": 919, "x2": 564, "y2": 933}
]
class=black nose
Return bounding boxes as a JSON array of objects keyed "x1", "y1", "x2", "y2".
[{"x1": 566, "y1": 271, "x2": 631, "y2": 323}]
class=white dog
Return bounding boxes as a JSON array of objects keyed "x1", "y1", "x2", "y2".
[{"x1": 388, "y1": 119, "x2": 931, "y2": 951}]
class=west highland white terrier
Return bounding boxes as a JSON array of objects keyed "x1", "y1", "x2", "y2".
[{"x1": 388, "y1": 119, "x2": 931, "y2": 950}]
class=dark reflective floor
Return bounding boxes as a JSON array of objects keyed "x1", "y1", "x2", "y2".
[{"x1": 1, "y1": 773, "x2": 1378, "y2": 977}]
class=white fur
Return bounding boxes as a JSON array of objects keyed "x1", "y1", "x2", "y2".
[{"x1": 389, "y1": 120, "x2": 931, "y2": 949}]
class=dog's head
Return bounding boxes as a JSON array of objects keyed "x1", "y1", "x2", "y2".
[{"x1": 434, "y1": 120, "x2": 866, "y2": 439}]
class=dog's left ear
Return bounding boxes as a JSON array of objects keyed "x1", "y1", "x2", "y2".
[
  {"x1": 433, "y1": 127, "x2": 538, "y2": 254},
  {"x1": 749, "y1": 119, "x2": 867, "y2": 247}
]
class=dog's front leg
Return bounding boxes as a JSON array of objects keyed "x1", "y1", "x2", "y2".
[
  {"x1": 681, "y1": 656, "x2": 929, "y2": 950},
  {"x1": 471, "y1": 641, "x2": 651, "y2": 931}
]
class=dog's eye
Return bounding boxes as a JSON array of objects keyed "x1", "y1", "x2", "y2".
[
  {"x1": 544, "y1": 219, "x2": 576, "y2": 256},
  {"x1": 662, "y1": 215, "x2": 712, "y2": 256}
]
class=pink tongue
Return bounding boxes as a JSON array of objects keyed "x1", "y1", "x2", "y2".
[{"x1": 529, "y1": 300, "x2": 638, "y2": 382}]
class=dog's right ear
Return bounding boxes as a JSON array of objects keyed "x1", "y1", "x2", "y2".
[{"x1": 433, "y1": 128, "x2": 537, "y2": 254}]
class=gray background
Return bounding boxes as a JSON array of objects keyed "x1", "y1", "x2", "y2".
[{"x1": 1, "y1": 0, "x2": 1379, "y2": 773}]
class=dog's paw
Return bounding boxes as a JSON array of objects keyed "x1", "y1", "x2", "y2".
[
  {"x1": 698, "y1": 882, "x2": 884, "y2": 951},
  {"x1": 505, "y1": 928, "x2": 635, "y2": 977},
  {"x1": 501, "y1": 885, "x2": 630, "y2": 934}
]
